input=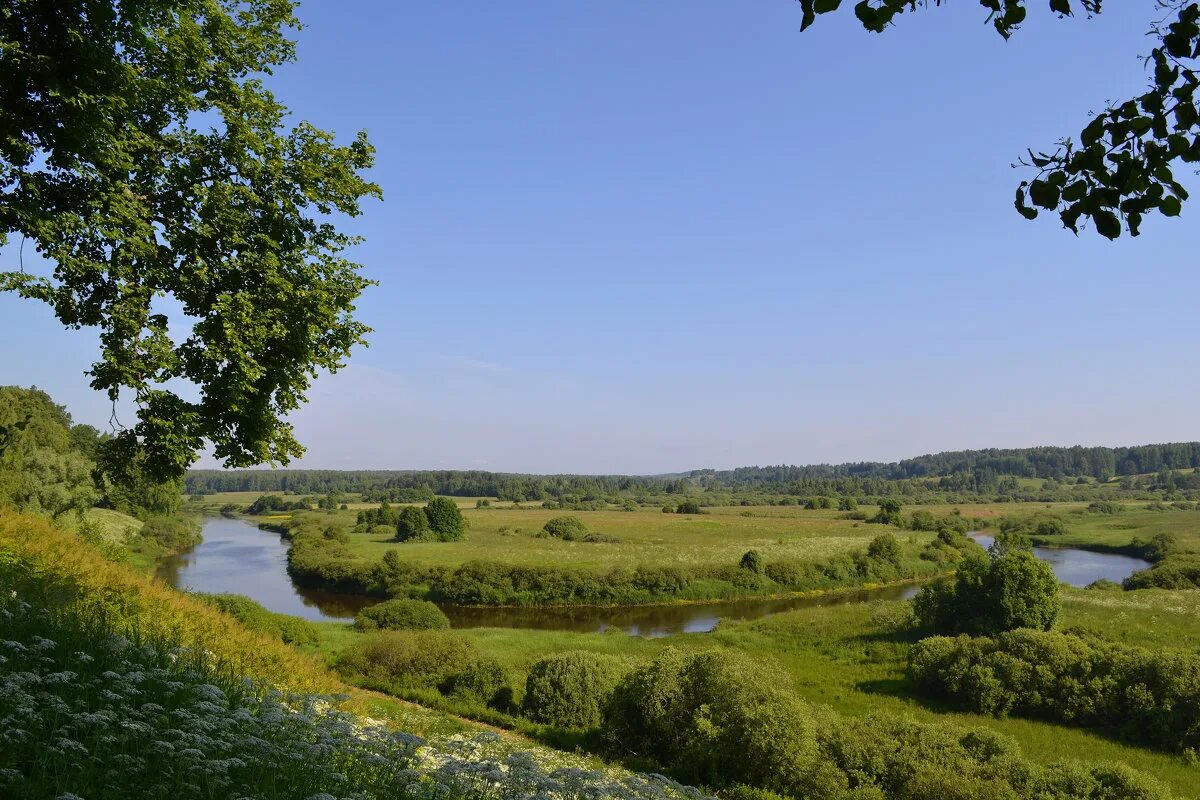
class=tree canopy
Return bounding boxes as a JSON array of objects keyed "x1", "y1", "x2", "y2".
[
  {"x1": 1, "y1": 1, "x2": 380, "y2": 483},
  {"x1": 797, "y1": 0, "x2": 1200, "y2": 239}
]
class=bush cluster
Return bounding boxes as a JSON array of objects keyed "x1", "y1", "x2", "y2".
[
  {"x1": 244, "y1": 494, "x2": 310, "y2": 514},
  {"x1": 908, "y1": 629, "x2": 1200, "y2": 751},
  {"x1": 355, "y1": 598, "x2": 451, "y2": 631},
  {"x1": 522, "y1": 650, "x2": 628, "y2": 728},
  {"x1": 913, "y1": 547, "x2": 1060, "y2": 636},
  {"x1": 598, "y1": 648, "x2": 1171, "y2": 800}
]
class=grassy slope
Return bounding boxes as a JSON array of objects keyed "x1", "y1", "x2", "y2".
[
  {"x1": 308, "y1": 586, "x2": 1200, "y2": 796},
  {"x1": 0, "y1": 510, "x2": 481, "y2": 739}
]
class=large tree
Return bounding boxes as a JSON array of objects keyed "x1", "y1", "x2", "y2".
[
  {"x1": 797, "y1": 0, "x2": 1200, "y2": 239},
  {"x1": 0, "y1": 1, "x2": 380, "y2": 483}
]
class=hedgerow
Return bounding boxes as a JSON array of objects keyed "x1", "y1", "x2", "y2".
[{"x1": 908, "y1": 629, "x2": 1200, "y2": 752}]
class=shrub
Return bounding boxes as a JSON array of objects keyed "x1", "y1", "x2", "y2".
[
  {"x1": 740, "y1": 549, "x2": 764, "y2": 574},
  {"x1": 676, "y1": 500, "x2": 702, "y2": 514},
  {"x1": 913, "y1": 548, "x2": 1059, "y2": 636},
  {"x1": 192, "y1": 592, "x2": 320, "y2": 647},
  {"x1": 1124, "y1": 553, "x2": 1200, "y2": 589},
  {"x1": 838, "y1": 497, "x2": 858, "y2": 511},
  {"x1": 869, "y1": 498, "x2": 902, "y2": 526},
  {"x1": 867, "y1": 534, "x2": 901, "y2": 567},
  {"x1": 908, "y1": 629, "x2": 1200, "y2": 751},
  {"x1": 603, "y1": 649, "x2": 818, "y2": 794},
  {"x1": 442, "y1": 656, "x2": 514, "y2": 710},
  {"x1": 543, "y1": 515, "x2": 589, "y2": 540},
  {"x1": 394, "y1": 505, "x2": 431, "y2": 541},
  {"x1": 334, "y1": 629, "x2": 476, "y2": 691},
  {"x1": 907, "y1": 510, "x2": 938, "y2": 531},
  {"x1": 356, "y1": 502, "x2": 400, "y2": 528},
  {"x1": 424, "y1": 496, "x2": 467, "y2": 540},
  {"x1": 139, "y1": 514, "x2": 202, "y2": 550},
  {"x1": 354, "y1": 598, "x2": 450, "y2": 631},
  {"x1": 522, "y1": 651, "x2": 628, "y2": 728},
  {"x1": 1087, "y1": 500, "x2": 1125, "y2": 514}
]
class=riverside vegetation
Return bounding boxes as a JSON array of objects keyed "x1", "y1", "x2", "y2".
[{"x1": 11, "y1": 388, "x2": 1200, "y2": 799}]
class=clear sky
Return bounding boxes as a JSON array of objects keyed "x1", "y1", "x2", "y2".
[{"x1": 2, "y1": 2, "x2": 1196, "y2": 474}]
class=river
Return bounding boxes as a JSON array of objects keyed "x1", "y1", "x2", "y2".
[{"x1": 156, "y1": 517, "x2": 1151, "y2": 637}]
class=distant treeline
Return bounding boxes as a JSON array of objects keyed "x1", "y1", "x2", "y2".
[
  {"x1": 694, "y1": 442, "x2": 1200, "y2": 485},
  {"x1": 186, "y1": 442, "x2": 1200, "y2": 499}
]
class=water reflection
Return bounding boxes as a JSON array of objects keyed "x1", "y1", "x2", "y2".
[
  {"x1": 968, "y1": 533, "x2": 1150, "y2": 587},
  {"x1": 158, "y1": 519, "x2": 1151, "y2": 636}
]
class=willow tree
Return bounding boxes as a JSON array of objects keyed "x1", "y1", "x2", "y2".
[
  {"x1": 798, "y1": 0, "x2": 1200, "y2": 238},
  {"x1": 0, "y1": 1, "x2": 380, "y2": 483}
]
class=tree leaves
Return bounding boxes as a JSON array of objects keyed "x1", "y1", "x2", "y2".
[
  {"x1": 0, "y1": 1, "x2": 381, "y2": 481},
  {"x1": 798, "y1": 0, "x2": 1196, "y2": 239}
]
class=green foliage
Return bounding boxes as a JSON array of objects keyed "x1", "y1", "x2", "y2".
[
  {"x1": 542, "y1": 515, "x2": 590, "y2": 540},
  {"x1": 795, "y1": 0, "x2": 1198, "y2": 239},
  {"x1": 193, "y1": 592, "x2": 319, "y2": 647},
  {"x1": 870, "y1": 498, "x2": 903, "y2": 526},
  {"x1": 424, "y1": 497, "x2": 467, "y2": 541},
  {"x1": 0, "y1": 1, "x2": 380, "y2": 483},
  {"x1": 867, "y1": 533, "x2": 901, "y2": 567},
  {"x1": 603, "y1": 649, "x2": 818, "y2": 793},
  {"x1": 676, "y1": 500, "x2": 703, "y2": 514},
  {"x1": 357, "y1": 502, "x2": 402, "y2": 528},
  {"x1": 1088, "y1": 500, "x2": 1127, "y2": 515},
  {"x1": 914, "y1": 547, "x2": 1060, "y2": 635},
  {"x1": 246, "y1": 494, "x2": 310, "y2": 515},
  {"x1": 0, "y1": 386, "x2": 97, "y2": 519},
  {"x1": 355, "y1": 598, "x2": 451, "y2": 631},
  {"x1": 837, "y1": 497, "x2": 858, "y2": 511},
  {"x1": 522, "y1": 650, "x2": 628, "y2": 728},
  {"x1": 440, "y1": 656, "x2": 514, "y2": 711},
  {"x1": 334, "y1": 630, "x2": 477, "y2": 692},
  {"x1": 909, "y1": 629, "x2": 1200, "y2": 752},
  {"x1": 740, "y1": 549, "x2": 764, "y2": 574},
  {"x1": 394, "y1": 505, "x2": 432, "y2": 541},
  {"x1": 1124, "y1": 552, "x2": 1200, "y2": 589}
]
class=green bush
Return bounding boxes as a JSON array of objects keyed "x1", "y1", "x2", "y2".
[
  {"x1": 740, "y1": 549, "x2": 764, "y2": 574},
  {"x1": 522, "y1": 650, "x2": 628, "y2": 728},
  {"x1": 914, "y1": 547, "x2": 1059, "y2": 635},
  {"x1": 543, "y1": 515, "x2": 589, "y2": 540},
  {"x1": 442, "y1": 656, "x2": 514, "y2": 710},
  {"x1": 1124, "y1": 552, "x2": 1200, "y2": 589},
  {"x1": 908, "y1": 629, "x2": 1200, "y2": 752},
  {"x1": 333, "y1": 629, "x2": 476, "y2": 691},
  {"x1": 867, "y1": 534, "x2": 901, "y2": 567},
  {"x1": 354, "y1": 598, "x2": 450, "y2": 631},
  {"x1": 603, "y1": 648, "x2": 818, "y2": 794},
  {"x1": 676, "y1": 500, "x2": 702, "y2": 514},
  {"x1": 394, "y1": 505, "x2": 430, "y2": 541},
  {"x1": 424, "y1": 496, "x2": 467, "y2": 540}
]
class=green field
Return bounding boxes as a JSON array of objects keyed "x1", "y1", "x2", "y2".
[{"x1": 269, "y1": 502, "x2": 949, "y2": 572}]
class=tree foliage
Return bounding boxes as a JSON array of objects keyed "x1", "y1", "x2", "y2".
[
  {"x1": 0, "y1": 0, "x2": 380, "y2": 482},
  {"x1": 914, "y1": 543, "x2": 1060, "y2": 635},
  {"x1": 797, "y1": 0, "x2": 1200, "y2": 238}
]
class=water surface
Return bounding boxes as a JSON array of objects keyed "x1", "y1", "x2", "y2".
[
  {"x1": 158, "y1": 518, "x2": 1152, "y2": 636},
  {"x1": 969, "y1": 533, "x2": 1150, "y2": 587}
]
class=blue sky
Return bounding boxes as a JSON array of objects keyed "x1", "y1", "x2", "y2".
[{"x1": 2, "y1": 1, "x2": 1197, "y2": 474}]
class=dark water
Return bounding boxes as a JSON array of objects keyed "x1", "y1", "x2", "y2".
[
  {"x1": 969, "y1": 533, "x2": 1150, "y2": 587},
  {"x1": 158, "y1": 519, "x2": 1151, "y2": 636}
]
